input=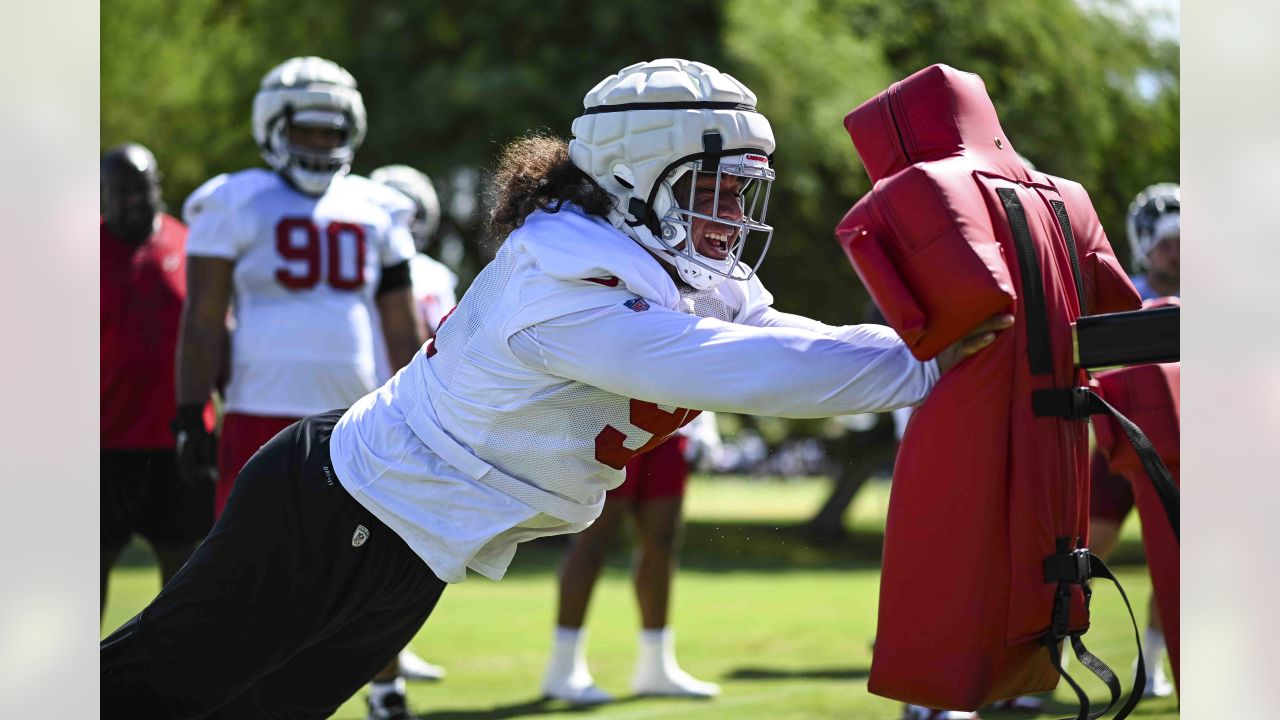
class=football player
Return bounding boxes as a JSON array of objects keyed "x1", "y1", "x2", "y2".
[
  {"x1": 371, "y1": 164, "x2": 458, "y2": 342},
  {"x1": 1086, "y1": 182, "x2": 1179, "y2": 698},
  {"x1": 171, "y1": 56, "x2": 423, "y2": 719},
  {"x1": 542, "y1": 412, "x2": 723, "y2": 703},
  {"x1": 100, "y1": 143, "x2": 213, "y2": 618},
  {"x1": 104, "y1": 58, "x2": 1011, "y2": 718}
]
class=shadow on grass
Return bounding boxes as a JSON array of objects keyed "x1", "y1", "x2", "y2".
[
  {"x1": 111, "y1": 519, "x2": 1151, "y2": 574},
  {"x1": 725, "y1": 665, "x2": 870, "y2": 681},
  {"x1": 359, "y1": 693, "x2": 684, "y2": 720},
  {"x1": 496, "y1": 521, "x2": 886, "y2": 577}
]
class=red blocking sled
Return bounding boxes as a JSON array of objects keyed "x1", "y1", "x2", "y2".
[
  {"x1": 834, "y1": 64, "x2": 1142, "y2": 710},
  {"x1": 1092, "y1": 305, "x2": 1181, "y2": 691}
]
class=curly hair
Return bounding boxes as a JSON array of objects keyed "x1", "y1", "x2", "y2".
[{"x1": 484, "y1": 131, "x2": 615, "y2": 248}]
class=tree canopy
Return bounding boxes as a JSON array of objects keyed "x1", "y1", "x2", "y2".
[{"x1": 103, "y1": 0, "x2": 1177, "y2": 322}]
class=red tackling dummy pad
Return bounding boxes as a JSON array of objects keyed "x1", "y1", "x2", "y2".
[
  {"x1": 1092, "y1": 299, "x2": 1181, "y2": 691},
  {"x1": 834, "y1": 64, "x2": 1142, "y2": 709}
]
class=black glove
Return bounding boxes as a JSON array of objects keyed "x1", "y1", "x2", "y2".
[{"x1": 172, "y1": 403, "x2": 218, "y2": 486}]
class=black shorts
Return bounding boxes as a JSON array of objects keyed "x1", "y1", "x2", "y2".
[
  {"x1": 100, "y1": 411, "x2": 447, "y2": 719},
  {"x1": 101, "y1": 448, "x2": 214, "y2": 552}
]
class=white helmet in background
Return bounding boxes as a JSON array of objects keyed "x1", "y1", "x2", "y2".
[
  {"x1": 569, "y1": 58, "x2": 776, "y2": 290},
  {"x1": 252, "y1": 56, "x2": 367, "y2": 196},
  {"x1": 371, "y1": 164, "x2": 441, "y2": 252},
  {"x1": 1126, "y1": 182, "x2": 1179, "y2": 272}
]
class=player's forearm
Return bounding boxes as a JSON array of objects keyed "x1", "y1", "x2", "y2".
[
  {"x1": 520, "y1": 306, "x2": 937, "y2": 418},
  {"x1": 383, "y1": 328, "x2": 422, "y2": 374},
  {"x1": 175, "y1": 313, "x2": 227, "y2": 406},
  {"x1": 377, "y1": 287, "x2": 424, "y2": 372}
]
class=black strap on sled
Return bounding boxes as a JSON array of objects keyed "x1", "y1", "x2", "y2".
[
  {"x1": 1042, "y1": 545, "x2": 1147, "y2": 720},
  {"x1": 1049, "y1": 199, "x2": 1088, "y2": 317},
  {"x1": 998, "y1": 188, "x2": 1053, "y2": 375},
  {"x1": 1003, "y1": 186, "x2": 1179, "y2": 538},
  {"x1": 1032, "y1": 388, "x2": 1180, "y2": 541},
  {"x1": 999, "y1": 188, "x2": 1165, "y2": 719}
]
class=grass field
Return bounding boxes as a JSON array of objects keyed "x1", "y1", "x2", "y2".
[{"x1": 102, "y1": 477, "x2": 1179, "y2": 719}]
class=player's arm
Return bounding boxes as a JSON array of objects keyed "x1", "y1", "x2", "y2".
[
  {"x1": 510, "y1": 303, "x2": 939, "y2": 418},
  {"x1": 176, "y1": 256, "x2": 233, "y2": 407},
  {"x1": 172, "y1": 255, "x2": 231, "y2": 485},
  {"x1": 375, "y1": 260, "x2": 422, "y2": 372}
]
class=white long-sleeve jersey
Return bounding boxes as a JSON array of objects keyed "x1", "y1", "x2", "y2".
[{"x1": 330, "y1": 204, "x2": 936, "y2": 582}]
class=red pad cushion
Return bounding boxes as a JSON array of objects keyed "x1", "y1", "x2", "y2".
[
  {"x1": 1092, "y1": 353, "x2": 1180, "y2": 689},
  {"x1": 835, "y1": 64, "x2": 1142, "y2": 710}
]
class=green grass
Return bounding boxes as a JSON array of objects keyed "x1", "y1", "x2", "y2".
[{"x1": 102, "y1": 477, "x2": 1177, "y2": 719}]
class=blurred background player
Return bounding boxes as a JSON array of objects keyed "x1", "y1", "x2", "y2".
[
  {"x1": 371, "y1": 163, "x2": 456, "y2": 685},
  {"x1": 172, "y1": 56, "x2": 424, "y2": 719},
  {"x1": 542, "y1": 410, "x2": 723, "y2": 704},
  {"x1": 371, "y1": 165, "x2": 458, "y2": 343},
  {"x1": 1124, "y1": 183, "x2": 1180, "y2": 302},
  {"x1": 1086, "y1": 182, "x2": 1179, "y2": 698},
  {"x1": 101, "y1": 143, "x2": 214, "y2": 618}
]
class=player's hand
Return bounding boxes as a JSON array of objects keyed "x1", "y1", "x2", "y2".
[
  {"x1": 936, "y1": 313, "x2": 1015, "y2": 374},
  {"x1": 172, "y1": 404, "x2": 218, "y2": 486}
]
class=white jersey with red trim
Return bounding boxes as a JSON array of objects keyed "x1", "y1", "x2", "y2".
[
  {"x1": 184, "y1": 169, "x2": 417, "y2": 416},
  {"x1": 410, "y1": 253, "x2": 458, "y2": 336},
  {"x1": 373, "y1": 253, "x2": 458, "y2": 382},
  {"x1": 330, "y1": 204, "x2": 936, "y2": 582}
]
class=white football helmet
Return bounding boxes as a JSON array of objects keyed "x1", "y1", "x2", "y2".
[
  {"x1": 371, "y1": 164, "x2": 441, "y2": 252},
  {"x1": 252, "y1": 56, "x2": 367, "y2": 196},
  {"x1": 569, "y1": 58, "x2": 776, "y2": 290},
  {"x1": 1125, "y1": 182, "x2": 1179, "y2": 272}
]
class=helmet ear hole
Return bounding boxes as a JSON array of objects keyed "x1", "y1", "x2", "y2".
[{"x1": 611, "y1": 164, "x2": 636, "y2": 189}]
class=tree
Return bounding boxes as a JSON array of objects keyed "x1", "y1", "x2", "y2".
[{"x1": 721, "y1": 0, "x2": 1178, "y2": 324}]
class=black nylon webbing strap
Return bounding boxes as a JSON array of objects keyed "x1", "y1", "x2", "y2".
[
  {"x1": 1086, "y1": 392, "x2": 1181, "y2": 541},
  {"x1": 1050, "y1": 199, "x2": 1088, "y2": 317},
  {"x1": 998, "y1": 188, "x2": 1053, "y2": 375},
  {"x1": 1070, "y1": 634, "x2": 1123, "y2": 717},
  {"x1": 1085, "y1": 554, "x2": 1148, "y2": 719},
  {"x1": 1030, "y1": 388, "x2": 1180, "y2": 541},
  {"x1": 1041, "y1": 550, "x2": 1146, "y2": 720},
  {"x1": 1047, "y1": 639, "x2": 1093, "y2": 720}
]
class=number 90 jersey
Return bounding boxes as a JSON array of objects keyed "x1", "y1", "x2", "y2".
[{"x1": 184, "y1": 169, "x2": 417, "y2": 416}]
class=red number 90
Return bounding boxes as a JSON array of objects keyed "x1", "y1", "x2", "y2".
[{"x1": 275, "y1": 218, "x2": 367, "y2": 290}]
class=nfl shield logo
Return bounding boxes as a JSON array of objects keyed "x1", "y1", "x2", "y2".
[
  {"x1": 352, "y1": 525, "x2": 370, "y2": 547},
  {"x1": 624, "y1": 298, "x2": 650, "y2": 312}
]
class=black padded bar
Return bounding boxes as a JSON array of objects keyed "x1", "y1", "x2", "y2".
[{"x1": 1074, "y1": 305, "x2": 1179, "y2": 369}]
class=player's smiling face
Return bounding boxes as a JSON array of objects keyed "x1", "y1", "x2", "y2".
[{"x1": 673, "y1": 173, "x2": 744, "y2": 261}]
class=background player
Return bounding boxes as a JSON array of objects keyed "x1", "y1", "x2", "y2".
[
  {"x1": 171, "y1": 56, "x2": 424, "y2": 719},
  {"x1": 371, "y1": 165, "x2": 458, "y2": 342},
  {"x1": 1086, "y1": 182, "x2": 1179, "y2": 698},
  {"x1": 543, "y1": 408, "x2": 722, "y2": 703},
  {"x1": 101, "y1": 143, "x2": 213, "y2": 617}
]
